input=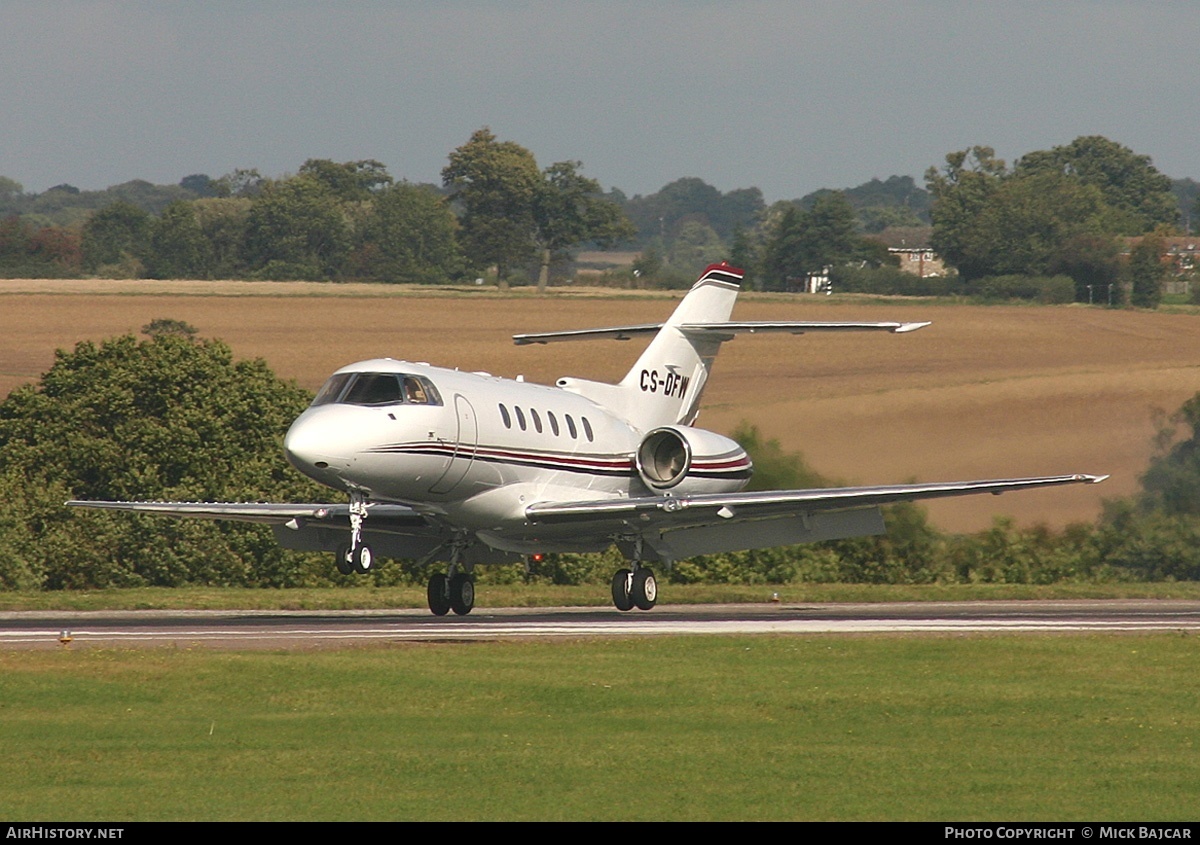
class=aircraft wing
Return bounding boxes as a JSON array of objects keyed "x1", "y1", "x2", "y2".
[
  {"x1": 64, "y1": 500, "x2": 429, "y2": 528},
  {"x1": 524, "y1": 474, "x2": 1107, "y2": 560},
  {"x1": 513, "y1": 320, "x2": 929, "y2": 345}
]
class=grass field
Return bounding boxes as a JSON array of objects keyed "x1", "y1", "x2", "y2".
[
  {"x1": 4, "y1": 582, "x2": 1200, "y2": 612},
  {"x1": 2, "y1": 634, "x2": 1197, "y2": 821},
  {"x1": 3, "y1": 279, "x2": 1200, "y2": 531}
]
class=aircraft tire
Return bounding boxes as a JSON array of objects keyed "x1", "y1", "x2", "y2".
[
  {"x1": 352, "y1": 544, "x2": 374, "y2": 575},
  {"x1": 335, "y1": 546, "x2": 354, "y2": 576},
  {"x1": 427, "y1": 573, "x2": 451, "y2": 616},
  {"x1": 450, "y1": 573, "x2": 475, "y2": 616},
  {"x1": 632, "y1": 567, "x2": 657, "y2": 611},
  {"x1": 611, "y1": 568, "x2": 633, "y2": 612}
]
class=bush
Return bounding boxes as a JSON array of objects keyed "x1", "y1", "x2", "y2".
[
  {"x1": 966, "y1": 274, "x2": 1076, "y2": 304},
  {"x1": 0, "y1": 331, "x2": 332, "y2": 589},
  {"x1": 833, "y1": 265, "x2": 964, "y2": 297}
]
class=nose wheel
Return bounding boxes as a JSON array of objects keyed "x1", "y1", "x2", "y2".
[
  {"x1": 334, "y1": 490, "x2": 375, "y2": 577},
  {"x1": 334, "y1": 542, "x2": 374, "y2": 575}
]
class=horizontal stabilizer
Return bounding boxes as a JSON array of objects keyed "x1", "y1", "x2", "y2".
[{"x1": 514, "y1": 320, "x2": 929, "y2": 345}]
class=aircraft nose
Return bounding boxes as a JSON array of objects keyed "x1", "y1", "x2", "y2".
[{"x1": 284, "y1": 408, "x2": 354, "y2": 476}]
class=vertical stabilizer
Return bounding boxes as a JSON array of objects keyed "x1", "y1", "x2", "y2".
[{"x1": 616, "y1": 263, "x2": 742, "y2": 430}]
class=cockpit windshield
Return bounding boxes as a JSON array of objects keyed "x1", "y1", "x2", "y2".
[{"x1": 311, "y1": 372, "x2": 442, "y2": 407}]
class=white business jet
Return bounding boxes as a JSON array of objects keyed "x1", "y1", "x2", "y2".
[{"x1": 69, "y1": 263, "x2": 1105, "y2": 615}]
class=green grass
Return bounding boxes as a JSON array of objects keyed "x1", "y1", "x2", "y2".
[
  {"x1": 1, "y1": 634, "x2": 1198, "y2": 820},
  {"x1": 2, "y1": 581, "x2": 1200, "y2": 612}
]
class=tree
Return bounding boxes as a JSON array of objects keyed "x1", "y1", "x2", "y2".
[
  {"x1": 532, "y1": 160, "x2": 633, "y2": 291},
  {"x1": 1049, "y1": 232, "x2": 1122, "y2": 303},
  {"x1": 192, "y1": 197, "x2": 252, "y2": 279},
  {"x1": 964, "y1": 172, "x2": 1111, "y2": 278},
  {"x1": 1140, "y1": 393, "x2": 1200, "y2": 516},
  {"x1": 356, "y1": 182, "x2": 465, "y2": 284},
  {"x1": 760, "y1": 193, "x2": 860, "y2": 288},
  {"x1": 81, "y1": 201, "x2": 151, "y2": 273},
  {"x1": 728, "y1": 225, "x2": 758, "y2": 287},
  {"x1": 925, "y1": 146, "x2": 1008, "y2": 280},
  {"x1": 1128, "y1": 234, "x2": 1166, "y2": 309},
  {"x1": 144, "y1": 201, "x2": 207, "y2": 279},
  {"x1": 215, "y1": 168, "x2": 265, "y2": 198},
  {"x1": 442, "y1": 128, "x2": 543, "y2": 288},
  {"x1": 179, "y1": 174, "x2": 221, "y2": 198},
  {"x1": 298, "y1": 159, "x2": 393, "y2": 203},
  {"x1": 242, "y1": 176, "x2": 351, "y2": 280},
  {"x1": 925, "y1": 139, "x2": 1168, "y2": 290},
  {"x1": 620, "y1": 178, "x2": 765, "y2": 247},
  {"x1": 1016, "y1": 136, "x2": 1177, "y2": 234},
  {"x1": 668, "y1": 220, "x2": 725, "y2": 277},
  {"x1": 0, "y1": 177, "x2": 22, "y2": 210},
  {"x1": 0, "y1": 332, "x2": 327, "y2": 589}
]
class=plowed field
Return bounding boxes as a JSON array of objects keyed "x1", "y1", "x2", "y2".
[{"x1": 4, "y1": 279, "x2": 1199, "y2": 531}]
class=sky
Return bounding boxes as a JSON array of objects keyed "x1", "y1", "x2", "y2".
[{"x1": 2, "y1": 1, "x2": 1197, "y2": 202}]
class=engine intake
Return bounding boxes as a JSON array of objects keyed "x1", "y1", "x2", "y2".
[
  {"x1": 636, "y1": 426, "x2": 753, "y2": 494},
  {"x1": 637, "y1": 428, "x2": 691, "y2": 489}
]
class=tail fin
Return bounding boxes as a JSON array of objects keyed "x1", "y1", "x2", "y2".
[
  {"x1": 525, "y1": 262, "x2": 929, "y2": 434},
  {"x1": 615, "y1": 263, "x2": 742, "y2": 429}
]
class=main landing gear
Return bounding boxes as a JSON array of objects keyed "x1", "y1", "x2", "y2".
[
  {"x1": 611, "y1": 564, "x2": 657, "y2": 611},
  {"x1": 427, "y1": 571, "x2": 475, "y2": 616},
  {"x1": 427, "y1": 539, "x2": 474, "y2": 616}
]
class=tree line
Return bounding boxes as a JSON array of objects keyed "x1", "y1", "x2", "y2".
[
  {"x1": 1, "y1": 133, "x2": 1197, "y2": 301},
  {"x1": 0, "y1": 132, "x2": 632, "y2": 288},
  {"x1": 2, "y1": 329, "x2": 1199, "y2": 590}
]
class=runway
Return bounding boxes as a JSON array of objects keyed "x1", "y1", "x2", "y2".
[{"x1": 2, "y1": 600, "x2": 1199, "y2": 650}]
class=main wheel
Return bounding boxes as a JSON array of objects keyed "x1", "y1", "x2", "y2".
[
  {"x1": 611, "y1": 568, "x2": 633, "y2": 611},
  {"x1": 450, "y1": 573, "x2": 475, "y2": 616},
  {"x1": 427, "y1": 573, "x2": 450, "y2": 616},
  {"x1": 352, "y1": 544, "x2": 374, "y2": 575},
  {"x1": 334, "y1": 546, "x2": 354, "y2": 576},
  {"x1": 632, "y1": 567, "x2": 657, "y2": 610}
]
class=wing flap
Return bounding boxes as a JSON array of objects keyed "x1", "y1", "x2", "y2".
[
  {"x1": 526, "y1": 474, "x2": 1107, "y2": 526},
  {"x1": 648, "y1": 507, "x2": 887, "y2": 559},
  {"x1": 65, "y1": 500, "x2": 429, "y2": 528},
  {"x1": 523, "y1": 474, "x2": 1106, "y2": 558}
]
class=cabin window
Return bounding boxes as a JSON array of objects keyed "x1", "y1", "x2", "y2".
[
  {"x1": 312, "y1": 372, "x2": 442, "y2": 407},
  {"x1": 530, "y1": 408, "x2": 543, "y2": 433},
  {"x1": 499, "y1": 404, "x2": 511, "y2": 428},
  {"x1": 403, "y1": 377, "x2": 428, "y2": 404},
  {"x1": 312, "y1": 373, "x2": 354, "y2": 406},
  {"x1": 342, "y1": 373, "x2": 402, "y2": 406},
  {"x1": 547, "y1": 411, "x2": 560, "y2": 436},
  {"x1": 582, "y1": 417, "x2": 594, "y2": 442},
  {"x1": 515, "y1": 406, "x2": 527, "y2": 431},
  {"x1": 566, "y1": 414, "x2": 577, "y2": 439}
]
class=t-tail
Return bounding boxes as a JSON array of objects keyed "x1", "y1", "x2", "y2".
[
  {"x1": 512, "y1": 262, "x2": 930, "y2": 433},
  {"x1": 615, "y1": 262, "x2": 742, "y2": 429}
]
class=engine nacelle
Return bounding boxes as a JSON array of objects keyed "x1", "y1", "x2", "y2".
[{"x1": 636, "y1": 426, "x2": 753, "y2": 495}]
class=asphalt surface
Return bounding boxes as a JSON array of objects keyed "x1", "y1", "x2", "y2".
[{"x1": 3, "y1": 600, "x2": 1200, "y2": 650}]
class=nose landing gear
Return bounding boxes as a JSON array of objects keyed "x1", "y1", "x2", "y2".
[{"x1": 335, "y1": 490, "x2": 375, "y2": 576}]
